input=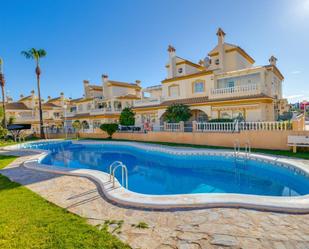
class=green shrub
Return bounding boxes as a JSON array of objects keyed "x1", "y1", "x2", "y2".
[
  {"x1": 72, "y1": 120, "x2": 81, "y2": 139},
  {"x1": 0, "y1": 125, "x2": 8, "y2": 139},
  {"x1": 100, "y1": 123, "x2": 119, "y2": 139},
  {"x1": 119, "y1": 107, "x2": 135, "y2": 126},
  {"x1": 164, "y1": 104, "x2": 192, "y2": 123}
]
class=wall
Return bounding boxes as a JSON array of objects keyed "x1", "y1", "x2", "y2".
[
  {"x1": 79, "y1": 130, "x2": 309, "y2": 151},
  {"x1": 162, "y1": 74, "x2": 213, "y2": 100}
]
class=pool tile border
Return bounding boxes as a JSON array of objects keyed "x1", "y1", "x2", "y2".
[{"x1": 5, "y1": 139, "x2": 309, "y2": 213}]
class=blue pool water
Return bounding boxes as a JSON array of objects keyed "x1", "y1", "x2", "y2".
[{"x1": 23, "y1": 141, "x2": 309, "y2": 196}]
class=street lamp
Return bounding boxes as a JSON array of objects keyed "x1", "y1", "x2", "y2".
[{"x1": 63, "y1": 104, "x2": 67, "y2": 139}]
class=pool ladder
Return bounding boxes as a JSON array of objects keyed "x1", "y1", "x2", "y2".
[
  {"x1": 109, "y1": 161, "x2": 128, "y2": 189},
  {"x1": 234, "y1": 140, "x2": 251, "y2": 161}
]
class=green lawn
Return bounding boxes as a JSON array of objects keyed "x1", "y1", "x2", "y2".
[
  {"x1": 82, "y1": 138, "x2": 309, "y2": 160},
  {"x1": 0, "y1": 155, "x2": 130, "y2": 249}
]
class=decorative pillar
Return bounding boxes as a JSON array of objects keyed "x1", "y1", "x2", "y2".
[
  {"x1": 180, "y1": 121, "x2": 184, "y2": 132},
  {"x1": 192, "y1": 121, "x2": 197, "y2": 132}
]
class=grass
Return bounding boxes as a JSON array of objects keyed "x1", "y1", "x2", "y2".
[
  {"x1": 0, "y1": 155, "x2": 18, "y2": 169},
  {"x1": 81, "y1": 137, "x2": 309, "y2": 160},
  {"x1": 0, "y1": 155, "x2": 130, "y2": 249},
  {"x1": 131, "y1": 222, "x2": 149, "y2": 229}
]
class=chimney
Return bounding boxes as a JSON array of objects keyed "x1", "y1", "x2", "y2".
[
  {"x1": 167, "y1": 45, "x2": 176, "y2": 78},
  {"x1": 20, "y1": 94, "x2": 24, "y2": 99},
  {"x1": 269, "y1": 55, "x2": 277, "y2": 66},
  {"x1": 102, "y1": 74, "x2": 109, "y2": 84},
  {"x1": 47, "y1": 96, "x2": 51, "y2": 101},
  {"x1": 83, "y1": 80, "x2": 89, "y2": 86},
  {"x1": 135, "y1": 80, "x2": 141, "y2": 86},
  {"x1": 216, "y1": 28, "x2": 226, "y2": 71}
]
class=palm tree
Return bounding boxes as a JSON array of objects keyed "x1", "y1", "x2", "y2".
[
  {"x1": 0, "y1": 58, "x2": 7, "y2": 128},
  {"x1": 21, "y1": 48, "x2": 47, "y2": 138}
]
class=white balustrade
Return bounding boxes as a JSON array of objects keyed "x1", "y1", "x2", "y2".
[
  {"x1": 194, "y1": 121, "x2": 292, "y2": 132},
  {"x1": 209, "y1": 83, "x2": 260, "y2": 99},
  {"x1": 164, "y1": 122, "x2": 183, "y2": 132}
]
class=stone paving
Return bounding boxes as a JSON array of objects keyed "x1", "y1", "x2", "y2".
[{"x1": 1, "y1": 151, "x2": 309, "y2": 249}]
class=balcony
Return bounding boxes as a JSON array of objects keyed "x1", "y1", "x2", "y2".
[
  {"x1": 133, "y1": 98, "x2": 162, "y2": 107},
  {"x1": 209, "y1": 83, "x2": 261, "y2": 100},
  {"x1": 90, "y1": 107, "x2": 122, "y2": 115}
]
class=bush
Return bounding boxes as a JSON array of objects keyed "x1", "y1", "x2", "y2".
[
  {"x1": 278, "y1": 111, "x2": 293, "y2": 121},
  {"x1": 119, "y1": 107, "x2": 135, "y2": 126},
  {"x1": 72, "y1": 120, "x2": 81, "y2": 139},
  {"x1": 208, "y1": 118, "x2": 234, "y2": 123},
  {"x1": 164, "y1": 104, "x2": 192, "y2": 123},
  {"x1": 100, "y1": 123, "x2": 119, "y2": 139},
  {"x1": 0, "y1": 125, "x2": 8, "y2": 139}
]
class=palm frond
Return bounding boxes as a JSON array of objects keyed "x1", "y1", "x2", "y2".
[
  {"x1": 38, "y1": 49, "x2": 47, "y2": 58},
  {"x1": 21, "y1": 50, "x2": 34, "y2": 59}
]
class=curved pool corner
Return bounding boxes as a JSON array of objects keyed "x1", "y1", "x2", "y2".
[{"x1": 7, "y1": 139, "x2": 309, "y2": 213}]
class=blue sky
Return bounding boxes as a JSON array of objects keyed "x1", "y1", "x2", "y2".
[{"x1": 0, "y1": 0, "x2": 308, "y2": 102}]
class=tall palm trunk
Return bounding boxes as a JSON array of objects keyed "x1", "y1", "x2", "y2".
[
  {"x1": 1, "y1": 84, "x2": 6, "y2": 128},
  {"x1": 36, "y1": 64, "x2": 45, "y2": 138}
]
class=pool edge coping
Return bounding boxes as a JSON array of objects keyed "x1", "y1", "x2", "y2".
[{"x1": 5, "y1": 139, "x2": 309, "y2": 213}]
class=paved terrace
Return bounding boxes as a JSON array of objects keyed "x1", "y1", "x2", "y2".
[{"x1": 1, "y1": 150, "x2": 309, "y2": 249}]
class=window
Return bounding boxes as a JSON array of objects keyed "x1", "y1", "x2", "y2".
[
  {"x1": 215, "y1": 59, "x2": 219, "y2": 65},
  {"x1": 193, "y1": 81, "x2": 205, "y2": 93},
  {"x1": 228, "y1": 81, "x2": 234, "y2": 88},
  {"x1": 169, "y1": 85, "x2": 179, "y2": 97},
  {"x1": 178, "y1": 68, "x2": 183, "y2": 74}
]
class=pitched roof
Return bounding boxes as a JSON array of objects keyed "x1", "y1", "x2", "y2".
[
  {"x1": 107, "y1": 80, "x2": 141, "y2": 89},
  {"x1": 133, "y1": 94, "x2": 272, "y2": 110},
  {"x1": 18, "y1": 95, "x2": 33, "y2": 102},
  {"x1": 5, "y1": 102, "x2": 31, "y2": 110},
  {"x1": 73, "y1": 98, "x2": 94, "y2": 103},
  {"x1": 46, "y1": 97, "x2": 61, "y2": 103},
  {"x1": 88, "y1": 85, "x2": 103, "y2": 91},
  {"x1": 264, "y1": 64, "x2": 284, "y2": 80},
  {"x1": 208, "y1": 43, "x2": 255, "y2": 64},
  {"x1": 70, "y1": 97, "x2": 84, "y2": 103},
  {"x1": 42, "y1": 103, "x2": 61, "y2": 109},
  {"x1": 162, "y1": 69, "x2": 213, "y2": 83},
  {"x1": 117, "y1": 94, "x2": 140, "y2": 100}
]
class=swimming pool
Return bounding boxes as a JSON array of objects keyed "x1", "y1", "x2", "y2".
[{"x1": 21, "y1": 140, "x2": 309, "y2": 197}]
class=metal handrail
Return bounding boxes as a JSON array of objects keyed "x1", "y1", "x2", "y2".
[
  {"x1": 244, "y1": 140, "x2": 251, "y2": 158},
  {"x1": 112, "y1": 164, "x2": 128, "y2": 189},
  {"x1": 233, "y1": 139, "x2": 240, "y2": 158},
  {"x1": 109, "y1": 161, "x2": 123, "y2": 180}
]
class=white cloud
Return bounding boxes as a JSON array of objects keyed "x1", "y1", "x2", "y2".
[{"x1": 291, "y1": 70, "x2": 301, "y2": 75}]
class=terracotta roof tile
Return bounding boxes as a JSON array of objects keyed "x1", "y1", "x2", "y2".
[
  {"x1": 5, "y1": 102, "x2": 31, "y2": 110},
  {"x1": 133, "y1": 94, "x2": 272, "y2": 110}
]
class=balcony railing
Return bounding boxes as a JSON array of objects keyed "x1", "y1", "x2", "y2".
[
  {"x1": 209, "y1": 83, "x2": 260, "y2": 99},
  {"x1": 133, "y1": 98, "x2": 162, "y2": 107}
]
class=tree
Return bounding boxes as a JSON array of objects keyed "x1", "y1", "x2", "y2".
[
  {"x1": 21, "y1": 48, "x2": 47, "y2": 139},
  {"x1": 278, "y1": 111, "x2": 293, "y2": 121},
  {"x1": 0, "y1": 58, "x2": 7, "y2": 128},
  {"x1": 0, "y1": 125, "x2": 8, "y2": 139},
  {"x1": 119, "y1": 107, "x2": 135, "y2": 126},
  {"x1": 72, "y1": 120, "x2": 81, "y2": 139},
  {"x1": 164, "y1": 104, "x2": 192, "y2": 123},
  {"x1": 100, "y1": 123, "x2": 119, "y2": 139}
]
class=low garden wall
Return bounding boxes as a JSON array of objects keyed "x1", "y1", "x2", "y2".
[{"x1": 79, "y1": 130, "x2": 309, "y2": 151}]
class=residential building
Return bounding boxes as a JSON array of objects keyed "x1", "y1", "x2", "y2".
[
  {"x1": 65, "y1": 75, "x2": 142, "y2": 131},
  {"x1": 5, "y1": 91, "x2": 68, "y2": 133},
  {"x1": 5, "y1": 28, "x2": 289, "y2": 133},
  {"x1": 133, "y1": 28, "x2": 289, "y2": 128}
]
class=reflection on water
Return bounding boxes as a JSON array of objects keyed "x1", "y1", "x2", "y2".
[{"x1": 35, "y1": 143, "x2": 309, "y2": 196}]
